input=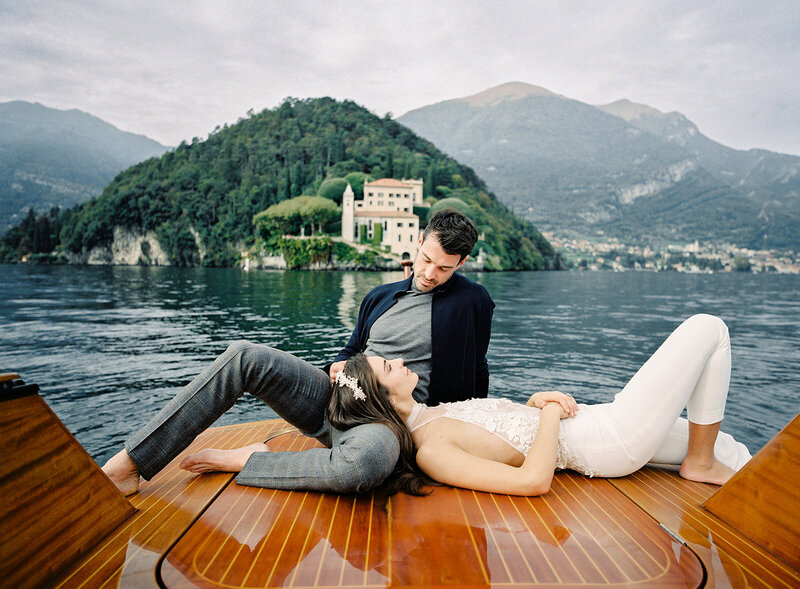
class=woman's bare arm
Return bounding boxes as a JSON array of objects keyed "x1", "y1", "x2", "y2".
[
  {"x1": 415, "y1": 403, "x2": 563, "y2": 496},
  {"x1": 526, "y1": 391, "x2": 579, "y2": 417}
]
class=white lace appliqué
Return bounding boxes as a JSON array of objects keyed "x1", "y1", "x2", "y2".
[{"x1": 438, "y1": 398, "x2": 596, "y2": 476}]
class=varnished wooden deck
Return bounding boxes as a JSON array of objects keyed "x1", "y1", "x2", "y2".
[
  {"x1": 610, "y1": 469, "x2": 799, "y2": 588},
  {"x1": 160, "y1": 430, "x2": 702, "y2": 588},
  {"x1": 32, "y1": 417, "x2": 798, "y2": 588},
  {"x1": 51, "y1": 421, "x2": 288, "y2": 588}
]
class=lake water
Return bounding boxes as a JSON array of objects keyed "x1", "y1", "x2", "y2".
[{"x1": 2, "y1": 264, "x2": 798, "y2": 466}]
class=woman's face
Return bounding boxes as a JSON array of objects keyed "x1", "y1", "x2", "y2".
[{"x1": 367, "y1": 356, "x2": 418, "y2": 402}]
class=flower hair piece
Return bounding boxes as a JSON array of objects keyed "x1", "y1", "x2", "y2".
[{"x1": 336, "y1": 371, "x2": 366, "y2": 401}]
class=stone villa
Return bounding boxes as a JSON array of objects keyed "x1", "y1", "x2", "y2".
[{"x1": 341, "y1": 178, "x2": 429, "y2": 259}]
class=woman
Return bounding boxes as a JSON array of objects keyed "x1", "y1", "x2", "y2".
[{"x1": 183, "y1": 314, "x2": 751, "y2": 496}]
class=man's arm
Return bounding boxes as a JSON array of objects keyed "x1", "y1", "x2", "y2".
[
  {"x1": 234, "y1": 423, "x2": 400, "y2": 493},
  {"x1": 475, "y1": 286, "x2": 495, "y2": 398},
  {"x1": 324, "y1": 294, "x2": 371, "y2": 378},
  {"x1": 331, "y1": 288, "x2": 375, "y2": 365},
  {"x1": 326, "y1": 325, "x2": 361, "y2": 381},
  {"x1": 332, "y1": 325, "x2": 362, "y2": 364}
]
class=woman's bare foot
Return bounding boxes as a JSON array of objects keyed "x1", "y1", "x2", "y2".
[
  {"x1": 679, "y1": 456, "x2": 736, "y2": 485},
  {"x1": 180, "y1": 443, "x2": 270, "y2": 474},
  {"x1": 102, "y1": 449, "x2": 141, "y2": 496}
]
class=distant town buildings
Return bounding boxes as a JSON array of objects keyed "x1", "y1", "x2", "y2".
[
  {"x1": 341, "y1": 178, "x2": 429, "y2": 259},
  {"x1": 544, "y1": 232, "x2": 800, "y2": 274}
]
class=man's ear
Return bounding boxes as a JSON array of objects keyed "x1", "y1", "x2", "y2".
[
  {"x1": 417, "y1": 232, "x2": 424, "y2": 246},
  {"x1": 456, "y1": 256, "x2": 468, "y2": 269}
]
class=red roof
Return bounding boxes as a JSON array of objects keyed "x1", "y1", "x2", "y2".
[{"x1": 364, "y1": 178, "x2": 413, "y2": 188}]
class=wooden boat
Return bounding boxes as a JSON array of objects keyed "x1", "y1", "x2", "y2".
[{"x1": 1, "y1": 372, "x2": 799, "y2": 588}]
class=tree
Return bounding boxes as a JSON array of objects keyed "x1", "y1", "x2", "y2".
[
  {"x1": 733, "y1": 255, "x2": 752, "y2": 272},
  {"x1": 425, "y1": 162, "x2": 436, "y2": 197},
  {"x1": 291, "y1": 161, "x2": 304, "y2": 196},
  {"x1": 431, "y1": 197, "x2": 475, "y2": 220},
  {"x1": 254, "y1": 195, "x2": 338, "y2": 238},
  {"x1": 344, "y1": 172, "x2": 369, "y2": 198},
  {"x1": 298, "y1": 195, "x2": 339, "y2": 235},
  {"x1": 385, "y1": 149, "x2": 394, "y2": 178},
  {"x1": 318, "y1": 178, "x2": 349, "y2": 203}
]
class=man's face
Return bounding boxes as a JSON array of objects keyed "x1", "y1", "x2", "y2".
[{"x1": 412, "y1": 234, "x2": 467, "y2": 293}]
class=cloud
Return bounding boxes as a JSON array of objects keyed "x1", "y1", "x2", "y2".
[{"x1": 1, "y1": 0, "x2": 798, "y2": 154}]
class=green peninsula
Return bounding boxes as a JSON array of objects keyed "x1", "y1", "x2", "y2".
[{"x1": 2, "y1": 98, "x2": 561, "y2": 271}]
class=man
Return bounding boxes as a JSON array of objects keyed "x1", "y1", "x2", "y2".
[{"x1": 103, "y1": 209, "x2": 494, "y2": 495}]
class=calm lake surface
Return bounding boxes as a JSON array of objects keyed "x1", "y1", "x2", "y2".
[{"x1": 2, "y1": 264, "x2": 798, "y2": 466}]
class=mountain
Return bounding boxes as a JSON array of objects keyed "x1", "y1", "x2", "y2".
[
  {"x1": 0, "y1": 101, "x2": 169, "y2": 231},
  {"x1": 596, "y1": 99, "x2": 800, "y2": 240},
  {"x1": 3, "y1": 97, "x2": 560, "y2": 270},
  {"x1": 398, "y1": 82, "x2": 800, "y2": 250}
]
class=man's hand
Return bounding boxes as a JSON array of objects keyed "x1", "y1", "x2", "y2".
[
  {"x1": 525, "y1": 391, "x2": 579, "y2": 418},
  {"x1": 329, "y1": 360, "x2": 346, "y2": 382}
]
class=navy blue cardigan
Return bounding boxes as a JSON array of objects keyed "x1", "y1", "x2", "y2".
[{"x1": 334, "y1": 273, "x2": 494, "y2": 405}]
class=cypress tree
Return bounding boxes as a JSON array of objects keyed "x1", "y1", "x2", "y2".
[
  {"x1": 386, "y1": 149, "x2": 394, "y2": 178},
  {"x1": 426, "y1": 162, "x2": 436, "y2": 197}
]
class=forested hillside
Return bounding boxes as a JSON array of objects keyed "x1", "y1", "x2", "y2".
[{"x1": 2, "y1": 97, "x2": 560, "y2": 270}]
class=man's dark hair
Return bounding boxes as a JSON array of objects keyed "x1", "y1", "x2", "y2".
[{"x1": 422, "y1": 209, "x2": 478, "y2": 261}]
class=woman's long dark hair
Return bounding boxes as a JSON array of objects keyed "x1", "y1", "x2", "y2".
[{"x1": 327, "y1": 354, "x2": 438, "y2": 496}]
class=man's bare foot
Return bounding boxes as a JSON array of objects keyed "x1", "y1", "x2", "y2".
[
  {"x1": 679, "y1": 456, "x2": 736, "y2": 485},
  {"x1": 102, "y1": 449, "x2": 141, "y2": 496},
  {"x1": 180, "y1": 443, "x2": 270, "y2": 474}
]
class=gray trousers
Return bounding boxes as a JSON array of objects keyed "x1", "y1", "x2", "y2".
[{"x1": 125, "y1": 342, "x2": 399, "y2": 493}]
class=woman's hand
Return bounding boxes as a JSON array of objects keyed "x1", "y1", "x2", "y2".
[{"x1": 526, "y1": 391, "x2": 579, "y2": 418}]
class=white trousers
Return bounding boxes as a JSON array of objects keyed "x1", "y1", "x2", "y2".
[{"x1": 561, "y1": 314, "x2": 752, "y2": 477}]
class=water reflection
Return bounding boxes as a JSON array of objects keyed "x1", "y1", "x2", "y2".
[{"x1": 1, "y1": 265, "x2": 798, "y2": 464}]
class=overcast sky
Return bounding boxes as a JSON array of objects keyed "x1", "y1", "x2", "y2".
[{"x1": 2, "y1": 1, "x2": 799, "y2": 155}]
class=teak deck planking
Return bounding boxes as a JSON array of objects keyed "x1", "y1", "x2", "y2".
[
  {"x1": 0, "y1": 406, "x2": 790, "y2": 589},
  {"x1": 610, "y1": 468, "x2": 800, "y2": 588},
  {"x1": 51, "y1": 421, "x2": 285, "y2": 588},
  {"x1": 162, "y1": 430, "x2": 702, "y2": 588}
]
